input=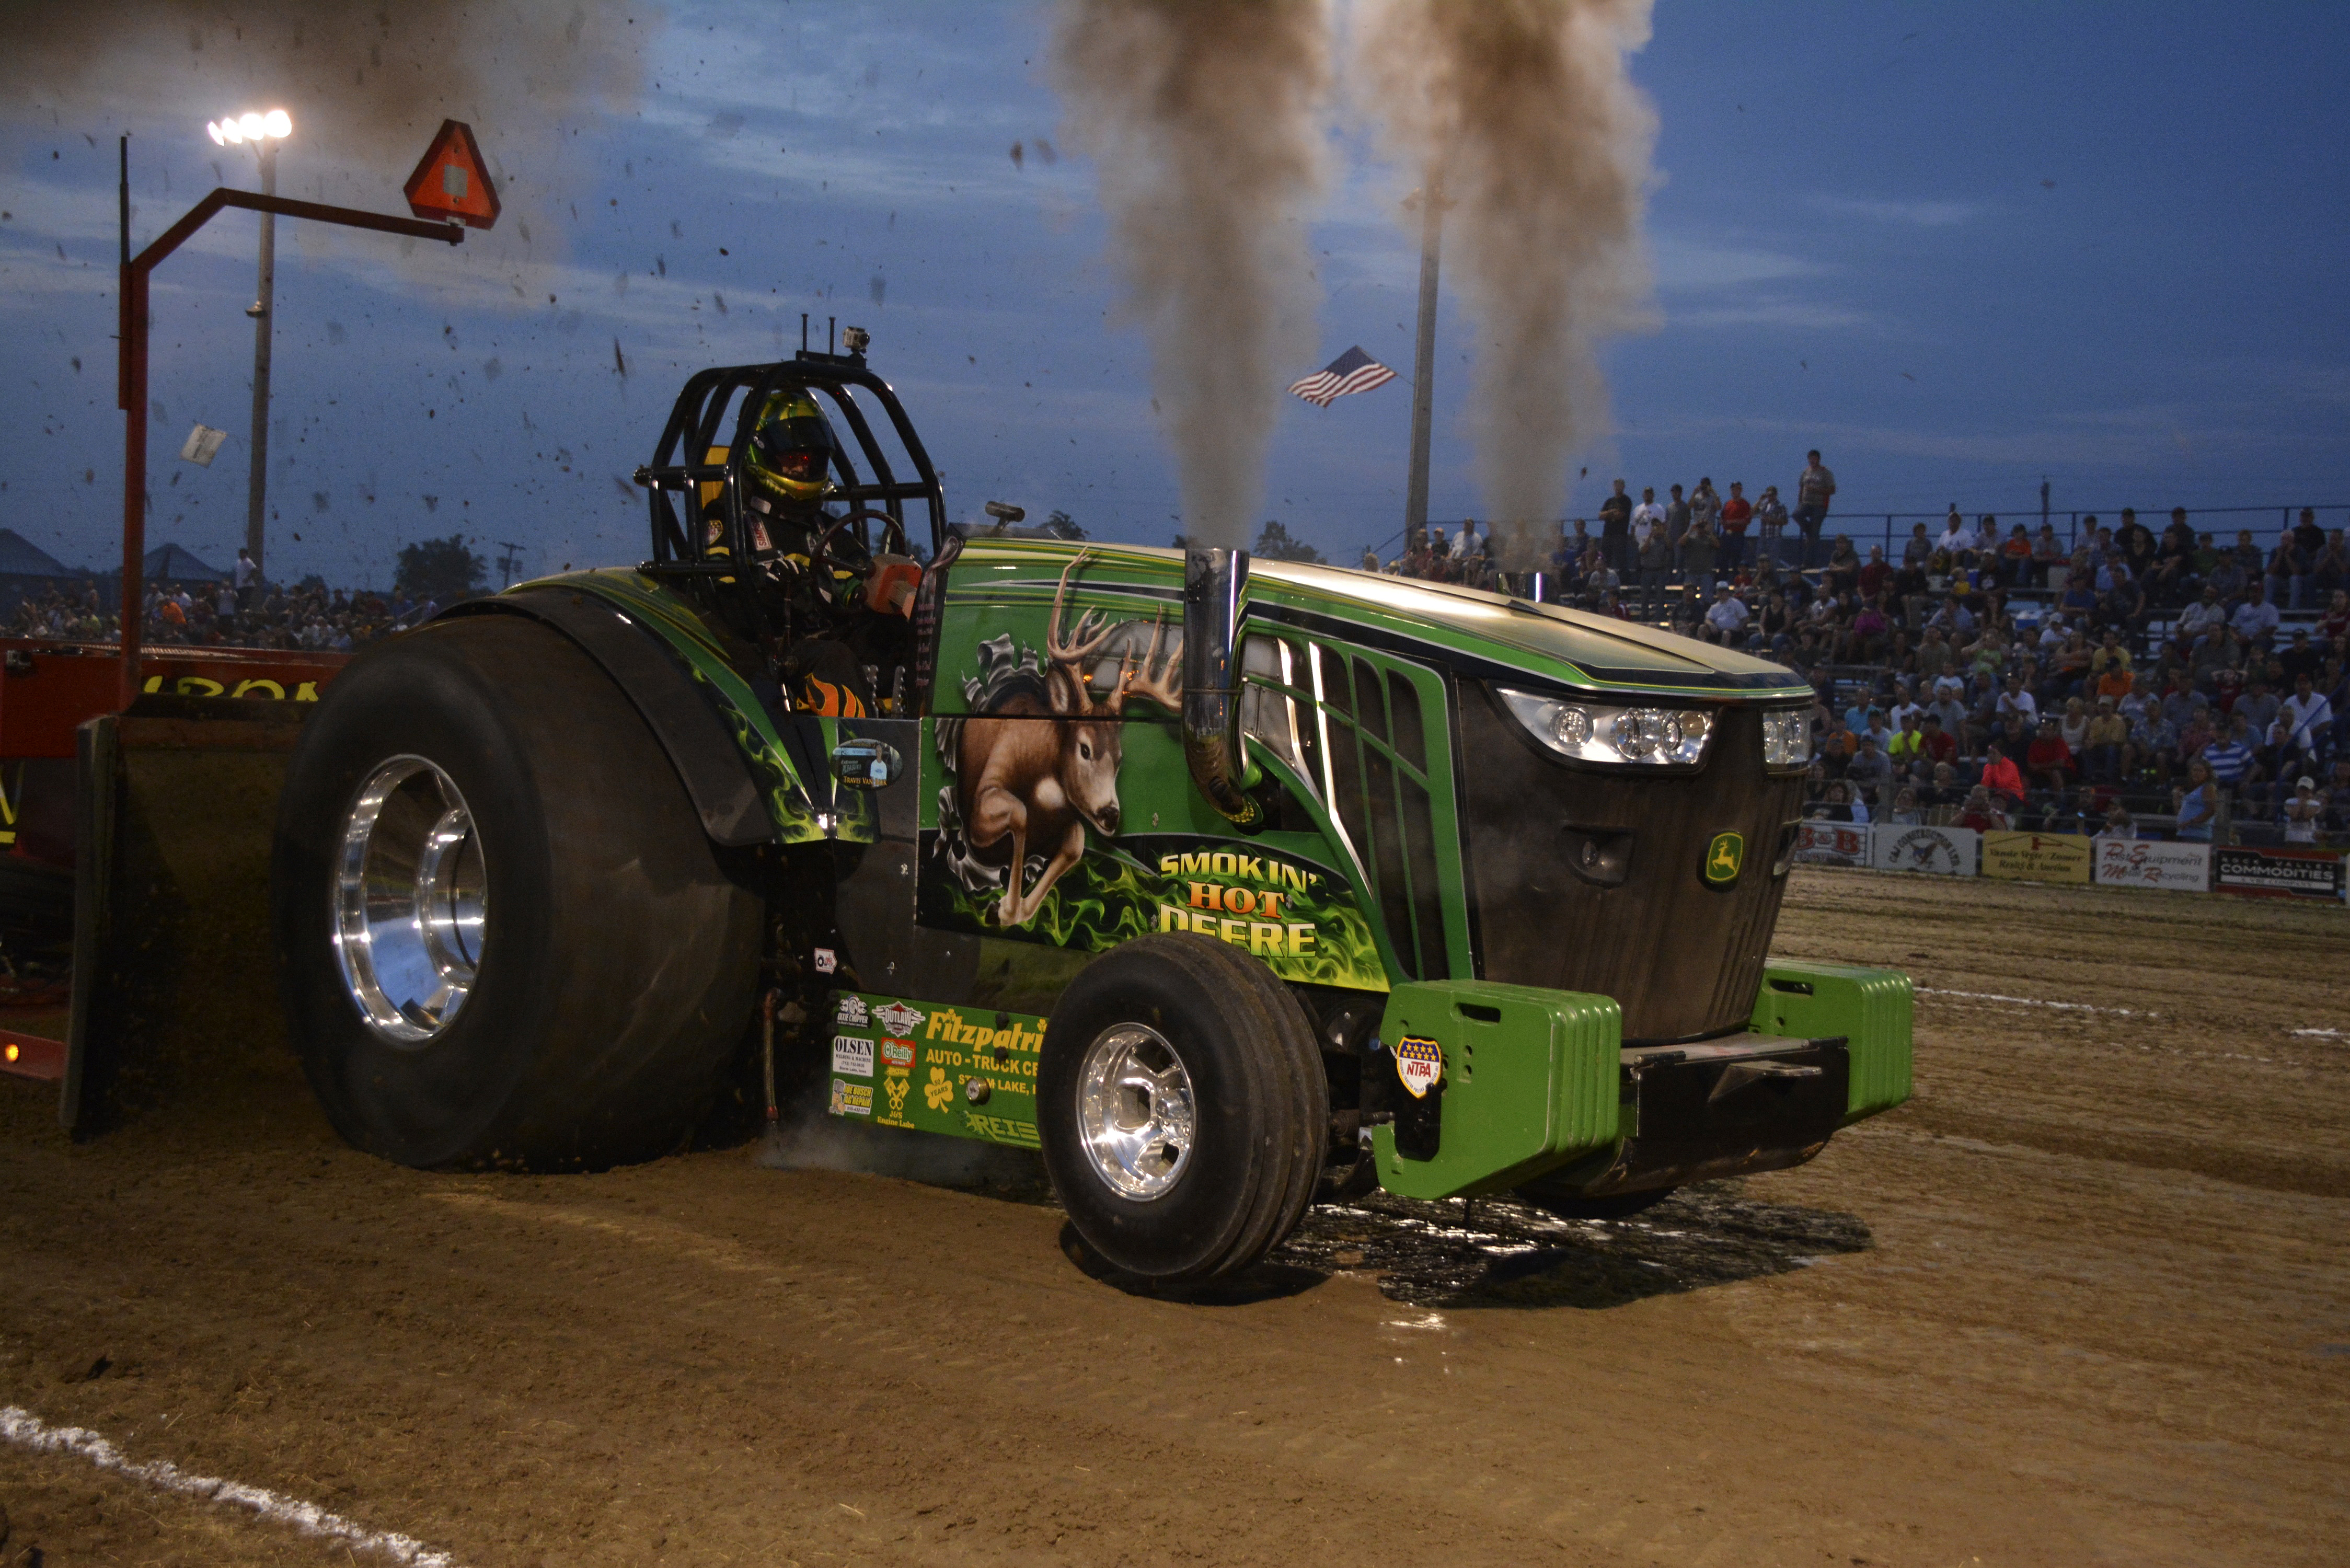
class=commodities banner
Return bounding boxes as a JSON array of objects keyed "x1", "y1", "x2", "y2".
[
  {"x1": 1870, "y1": 824, "x2": 1980, "y2": 877},
  {"x1": 1793, "y1": 822, "x2": 1871, "y2": 868},
  {"x1": 1979, "y1": 831, "x2": 2093, "y2": 885},
  {"x1": 2211, "y1": 846, "x2": 2347, "y2": 902},
  {"x1": 2092, "y1": 838, "x2": 2211, "y2": 892}
]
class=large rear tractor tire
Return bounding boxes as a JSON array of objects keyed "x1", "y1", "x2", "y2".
[
  {"x1": 1039, "y1": 934, "x2": 1326, "y2": 1285},
  {"x1": 271, "y1": 615, "x2": 763, "y2": 1169}
]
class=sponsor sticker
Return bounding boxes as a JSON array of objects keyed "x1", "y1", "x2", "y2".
[
  {"x1": 873, "y1": 1000, "x2": 926, "y2": 1036},
  {"x1": 1395, "y1": 1035, "x2": 1444, "y2": 1099},
  {"x1": 880, "y1": 1039, "x2": 915, "y2": 1071},
  {"x1": 828, "y1": 1078, "x2": 872, "y2": 1117},
  {"x1": 814, "y1": 947, "x2": 838, "y2": 974},
  {"x1": 834, "y1": 994, "x2": 870, "y2": 1027},
  {"x1": 832, "y1": 1035, "x2": 874, "y2": 1078},
  {"x1": 922, "y1": 1066, "x2": 956, "y2": 1112}
]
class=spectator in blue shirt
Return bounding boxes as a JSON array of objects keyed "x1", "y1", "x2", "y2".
[
  {"x1": 2174, "y1": 760, "x2": 2217, "y2": 841},
  {"x1": 2229, "y1": 582, "x2": 2280, "y2": 648}
]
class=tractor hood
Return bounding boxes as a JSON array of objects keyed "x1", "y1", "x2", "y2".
[{"x1": 941, "y1": 538, "x2": 1810, "y2": 706}]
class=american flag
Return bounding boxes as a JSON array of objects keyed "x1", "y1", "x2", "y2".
[{"x1": 1287, "y1": 345, "x2": 1397, "y2": 407}]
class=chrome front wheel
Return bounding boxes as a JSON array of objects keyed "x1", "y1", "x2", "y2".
[
  {"x1": 1075, "y1": 1023, "x2": 1196, "y2": 1200},
  {"x1": 332, "y1": 756, "x2": 486, "y2": 1045}
]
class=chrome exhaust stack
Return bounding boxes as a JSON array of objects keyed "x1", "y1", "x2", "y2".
[{"x1": 1181, "y1": 546, "x2": 1264, "y2": 828}]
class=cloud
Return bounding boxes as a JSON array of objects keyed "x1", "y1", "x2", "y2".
[
  {"x1": 1651, "y1": 234, "x2": 1824, "y2": 291},
  {"x1": 1664, "y1": 299, "x2": 1877, "y2": 331},
  {"x1": 1806, "y1": 195, "x2": 1983, "y2": 228}
]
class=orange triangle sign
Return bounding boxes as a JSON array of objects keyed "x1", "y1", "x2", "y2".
[{"x1": 402, "y1": 119, "x2": 501, "y2": 230}]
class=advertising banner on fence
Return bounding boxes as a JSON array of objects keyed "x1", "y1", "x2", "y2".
[
  {"x1": 1871, "y1": 824, "x2": 1980, "y2": 877},
  {"x1": 2092, "y1": 837, "x2": 2212, "y2": 892},
  {"x1": 1979, "y1": 831, "x2": 2093, "y2": 884},
  {"x1": 2211, "y1": 846, "x2": 2347, "y2": 902},
  {"x1": 1793, "y1": 821, "x2": 1871, "y2": 868}
]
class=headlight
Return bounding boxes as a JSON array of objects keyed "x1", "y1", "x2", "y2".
[
  {"x1": 1761, "y1": 707, "x2": 1814, "y2": 770},
  {"x1": 1498, "y1": 688, "x2": 1717, "y2": 768}
]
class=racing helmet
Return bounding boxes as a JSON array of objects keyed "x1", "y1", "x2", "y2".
[{"x1": 744, "y1": 388, "x2": 838, "y2": 506}]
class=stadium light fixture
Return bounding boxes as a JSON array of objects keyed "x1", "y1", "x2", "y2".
[{"x1": 205, "y1": 110, "x2": 292, "y2": 147}]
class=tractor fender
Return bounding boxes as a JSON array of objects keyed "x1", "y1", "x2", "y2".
[{"x1": 440, "y1": 590, "x2": 771, "y2": 847}]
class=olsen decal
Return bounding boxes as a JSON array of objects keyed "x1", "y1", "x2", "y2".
[
  {"x1": 832, "y1": 1035, "x2": 875, "y2": 1078},
  {"x1": 1395, "y1": 1036, "x2": 1444, "y2": 1099},
  {"x1": 835, "y1": 994, "x2": 870, "y2": 1027},
  {"x1": 828, "y1": 1078, "x2": 873, "y2": 1117}
]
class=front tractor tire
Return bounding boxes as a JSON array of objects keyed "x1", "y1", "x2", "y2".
[
  {"x1": 271, "y1": 615, "x2": 763, "y2": 1169},
  {"x1": 1040, "y1": 934, "x2": 1327, "y2": 1286}
]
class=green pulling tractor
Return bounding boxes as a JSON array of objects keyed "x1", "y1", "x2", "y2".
[{"x1": 271, "y1": 341, "x2": 1911, "y2": 1285}]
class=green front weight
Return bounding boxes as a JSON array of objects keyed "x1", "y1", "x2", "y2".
[
  {"x1": 1749, "y1": 960, "x2": 1915, "y2": 1124},
  {"x1": 1371, "y1": 980, "x2": 1623, "y2": 1201}
]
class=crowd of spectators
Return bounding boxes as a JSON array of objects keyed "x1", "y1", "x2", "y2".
[
  {"x1": 9, "y1": 573, "x2": 436, "y2": 653},
  {"x1": 1369, "y1": 458, "x2": 2349, "y2": 848}
]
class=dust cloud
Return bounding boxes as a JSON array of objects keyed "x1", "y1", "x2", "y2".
[
  {"x1": 755, "y1": 1087, "x2": 1038, "y2": 1195},
  {"x1": 1354, "y1": 0, "x2": 1658, "y2": 568},
  {"x1": 0, "y1": 3, "x2": 655, "y2": 274},
  {"x1": 1051, "y1": 0, "x2": 1332, "y2": 548}
]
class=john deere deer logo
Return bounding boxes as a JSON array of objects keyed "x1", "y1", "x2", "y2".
[{"x1": 1704, "y1": 831, "x2": 1744, "y2": 886}]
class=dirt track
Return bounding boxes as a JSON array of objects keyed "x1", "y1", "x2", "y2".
[{"x1": 4, "y1": 868, "x2": 2347, "y2": 1567}]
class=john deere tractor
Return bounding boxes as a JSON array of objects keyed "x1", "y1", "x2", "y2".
[{"x1": 271, "y1": 337, "x2": 1911, "y2": 1284}]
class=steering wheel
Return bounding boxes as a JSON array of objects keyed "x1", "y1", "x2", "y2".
[{"x1": 809, "y1": 508, "x2": 911, "y2": 579}]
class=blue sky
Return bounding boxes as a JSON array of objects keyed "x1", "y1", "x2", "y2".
[{"x1": 2, "y1": 1, "x2": 2345, "y2": 586}]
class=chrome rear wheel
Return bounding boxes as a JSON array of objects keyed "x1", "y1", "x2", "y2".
[{"x1": 333, "y1": 756, "x2": 485, "y2": 1045}]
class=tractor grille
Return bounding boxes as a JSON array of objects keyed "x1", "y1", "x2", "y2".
[
  {"x1": 1456, "y1": 682, "x2": 1806, "y2": 1042},
  {"x1": 1313, "y1": 653, "x2": 1450, "y2": 982}
]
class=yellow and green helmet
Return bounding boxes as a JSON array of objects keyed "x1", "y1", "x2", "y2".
[{"x1": 744, "y1": 388, "x2": 838, "y2": 505}]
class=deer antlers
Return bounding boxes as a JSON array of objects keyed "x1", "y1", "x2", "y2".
[
  {"x1": 1044, "y1": 548, "x2": 1185, "y2": 713},
  {"x1": 1116, "y1": 611, "x2": 1184, "y2": 714},
  {"x1": 1046, "y1": 550, "x2": 1119, "y2": 666}
]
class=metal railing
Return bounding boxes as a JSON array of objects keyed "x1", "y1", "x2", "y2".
[{"x1": 1364, "y1": 503, "x2": 2350, "y2": 570}]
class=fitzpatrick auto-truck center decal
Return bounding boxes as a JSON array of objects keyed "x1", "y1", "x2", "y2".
[{"x1": 824, "y1": 991, "x2": 1046, "y2": 1149}]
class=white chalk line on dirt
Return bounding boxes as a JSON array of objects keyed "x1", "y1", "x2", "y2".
[
  {"x1": 1914, "y1": 986, "x2": 2153, "y2": 1019},
  {"x1": 0, "y1": 1405, "x2": 466, "y2": 1567},
  {"x1": 1914, "y1": 986, "x2": 2342, "y2": 1041}
]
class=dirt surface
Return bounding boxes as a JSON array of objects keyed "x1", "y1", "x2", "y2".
[{"x1": 3, "y1": 868, "x2": 2346, "y2": 1567}]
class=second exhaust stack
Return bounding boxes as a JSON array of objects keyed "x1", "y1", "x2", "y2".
[{"x1": 1181, "y1": 546, "x2": 1264, "y2": 829}]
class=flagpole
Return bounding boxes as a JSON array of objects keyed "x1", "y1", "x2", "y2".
[{"x1": 1402, "y1": 171, "x2": 1442, "y2": 558}]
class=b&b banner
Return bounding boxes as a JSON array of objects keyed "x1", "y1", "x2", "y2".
[
  {"x1": 2092, "y1": 837, "x2": 2212, "y2": 893},
  {"x1": 1870, "y1": 824, "x2": 1980, "y2": 877},
  {"x1": 1793, "y1": 822, "x2": 1871, "y2": 868},
  {"x1": 2211, "y1": 846, "x2": 2347, "y2": 902}
]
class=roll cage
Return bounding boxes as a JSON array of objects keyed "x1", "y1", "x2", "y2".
[{"x1": 630, "y1": 348, "x2": 947, "y2": 597}]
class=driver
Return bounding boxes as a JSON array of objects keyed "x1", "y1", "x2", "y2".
[{"x1": 739, "y1": 387, "x2": 843, "y2": 563}]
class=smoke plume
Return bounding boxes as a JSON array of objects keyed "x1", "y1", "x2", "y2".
[
  {"x1": 0, "y1": 4, "x2": 654, "y2": 272},
  {"x1": 1355, "y1": 0, "x2": 1658, "y2": 568},
  {"x1": 1051, "y1": 0, "x2": 1331, "y2": 548}
]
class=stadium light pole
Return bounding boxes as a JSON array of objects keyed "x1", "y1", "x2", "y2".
[
  {"x1": 206, "y1": 109, "x2": 292, "y2": 592},
  {"x1": 1402, "y1": 173, "x2": 1444, "y2": 558}
]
